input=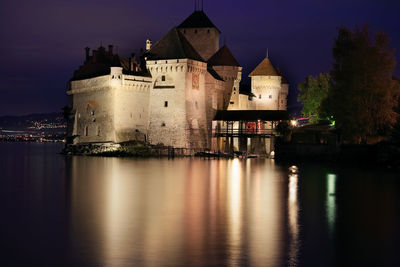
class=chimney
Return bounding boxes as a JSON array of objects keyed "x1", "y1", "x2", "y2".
[
  {"x1": 146, "y1": 39, "x2": 152, "y2": 51},
  {"x1": 131, "y1": 53, "x2": 136, "y2": 72},
  {"x1": 108, "y1": 45, "x2": 113, "y2": 55},
  {"x1": 85, "y1": 47, "x2": 90, "y2": 61}
]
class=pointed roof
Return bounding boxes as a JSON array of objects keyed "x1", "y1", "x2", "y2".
[
  {"x1": 208, "y1": 45, "x2": 240, "y2": 67},
  {"x1": 146, "y1": 28, "x2": 204, "y2": 62},
  {"x1": 146, "y1": 28, "x2": 204, "y2": 61},
  {"x1": 249, "y1": 57, "x2": 279, "y2": 77},
  {"x1": 177, "y1": 10, "x2": 220, "y2": 33}
]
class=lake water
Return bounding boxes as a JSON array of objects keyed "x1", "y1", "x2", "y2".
[{"x1": 0, "y1": 142, "x2": 399, "y2": 267}]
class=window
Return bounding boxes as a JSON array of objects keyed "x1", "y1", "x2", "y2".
[
  {"x1": 112, "y1": 75, "x2": 115, "y2": 79},
  {"x1": 161, "y1": 122, "x2": 166, "y2": 127},
  {"x1": 234, "y1": 87, "x2": 236, "y2": 91},
  {"x1": 207, "y1": 29, "x2": 210, "y2": 33},
  {"x1": 269, "y1": 95, "x2": 272, "y2": 99},
  {"x1": 164, "y1": 101, "x2": 168, "y2": 107},
  {"x1": 97, "y1": 127, "x2": 100, "y2": 136},
  {"x1": 230, "y1": 101, "x2": 234, "y2": 105},
  {"x1": 162, "y1": 75, "x2": 166, "y2": 81},
  {"x1": 195, "y1": 29, "x2": 198, "y2": 34},
  {"x1": 85, "y1": 126, "x2": 88, "y2": 136},
  {"x1": 259, "y1": 94, "x2": 261, "y2": 99}
]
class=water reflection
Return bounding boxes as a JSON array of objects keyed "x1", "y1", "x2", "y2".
[
  {"x1": 67, "y1": 157, "x2": 290, "y2": 266},
  {"x1": 288, "y1": 173, "x2": 299, "y2": 267},
  {"x1": 227, "y1": 159, "x2": 243, "y2": 266},
  {"x1": 326, "y1": 174, "x2": 337, "y2": 234}
]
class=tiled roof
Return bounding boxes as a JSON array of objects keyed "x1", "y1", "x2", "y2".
[
  {"x1": 178, "y1": 11, "x2": 220, "y2": 33},
  {"x1": 208, "y1": 45, "x2": 240, "y2": 67},
  {"x1": 146, "y1": 28, "x2": 204, "y2": 62},
  {"x1": 249, "y1": 57, "x2": 279, "y2": 77}
]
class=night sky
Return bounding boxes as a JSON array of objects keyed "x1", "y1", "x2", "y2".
[{"x1": 0, "y1": 0, "x2": 399, "y2": 116}]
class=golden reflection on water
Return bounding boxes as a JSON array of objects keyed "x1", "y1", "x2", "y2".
[
  {"x1": 288, "y1": 173, "x2": 299, "y2": 267},
  {"x1": 68, "y1": 157, "x2": 292, "y2": 266},
  {"x1": 227, "y1": 159, "x2": 242, "y2": 266}
]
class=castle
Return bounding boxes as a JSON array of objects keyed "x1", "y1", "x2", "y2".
[{"x1": 66, "y1": 9, "x2": 289, "y2": 154}]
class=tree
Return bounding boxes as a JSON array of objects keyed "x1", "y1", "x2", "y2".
[
  {"x1": 297, "y1": 73, "x2": 331, "y2": 123},
  {"x1": 325, "y1": 25, "x2": 400, "y2": 143}
]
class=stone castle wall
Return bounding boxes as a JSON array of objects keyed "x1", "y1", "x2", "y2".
[
  {"x1": 251, "y1": 76, "x2": 282, "y2": 110},
  {"x1": 68, "y1": 70, "x2": 152, "y2": 144},
  {"x1": 69, "y1": 75, "x2": 115, "y2": 143}
]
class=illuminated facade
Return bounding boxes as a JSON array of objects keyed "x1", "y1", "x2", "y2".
[{"x1": 66, "y1": 9, "x2": 289, "y2": 153}]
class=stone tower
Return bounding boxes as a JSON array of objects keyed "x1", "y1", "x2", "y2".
[
  {"x1": 177, "y1": 10, "x2": 220, "y2": 61},
  {"x1": 249, "y1": 57, "x2": 284, "y2": 110},
  {"x1": 146, "y1": 28, "x2": 208, "y2": 150}
]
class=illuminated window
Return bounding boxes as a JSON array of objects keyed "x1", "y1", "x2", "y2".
[{"x1": 164, "y1": 101, "x2": 168, "y2": 107}]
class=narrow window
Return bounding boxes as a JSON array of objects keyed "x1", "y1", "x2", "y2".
[
  {"x1": 269, "y1": 95, "x2": 272, "y2": 99},
  {"x1": 162, "y1": 75, "x2": 166, "y2": 81},
  {"x1": 207, "y1": 29, "x2": 210, "y2": 33},
  {"x1": 164, "y1": 101, "x2": 168, "y2": 107},
  {"x1": 230, "y1": 101, "x2": 234, "y2": 104},
  {"x1": 97, "y1": 127, "x2": 100, "y2": 136},
  {"x1": 195, "y1": 29, "x2": 197, "y2": 34},
  {"x1": 195, "y1": 101, "x2": 198, "y2": 109},
  {"x1": 259, "y1": 94, "x2": 261, "y2": 99},
  {"x1": 161, "y1": 122, "x2": 166, "y2": 127},
  {"x1": 85, "y1": 126, "x2": 88, "y2": 136}
]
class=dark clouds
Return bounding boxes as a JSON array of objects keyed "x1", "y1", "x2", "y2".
[{"x1": 0, "y1": 0, "x2": 399, "y2": 115}]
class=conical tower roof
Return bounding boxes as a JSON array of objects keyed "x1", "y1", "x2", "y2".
[
  {"x1": 177, "y1": 10, "x2": 220, "y2": 33},
  {"x1": 249, "y1": 57, "x2": 279, "y2": 77},
  {"x1": 208, "y1": 45, "x2": 240, "y2": 67},
  {"x1": 146, "y1": 28, "x2": 204, "y2": 61}
]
